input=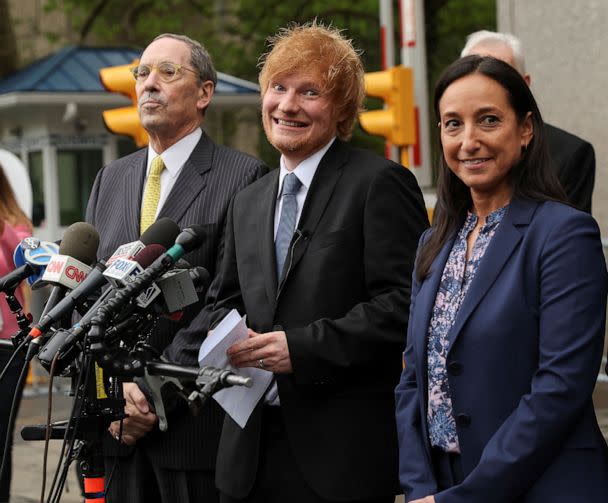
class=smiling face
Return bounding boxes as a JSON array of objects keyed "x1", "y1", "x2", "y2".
[
  {"x1": 438, "y1": 72, "x2": 533, "y2": 207},
  {"x1": 261, "y1": 71, "x2": 342, "y2": 170},
  {"x1": 136, "y1": 37, "x2": 213, "y2": 150}
]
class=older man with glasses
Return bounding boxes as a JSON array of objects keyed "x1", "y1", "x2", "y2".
[{"x1": 85, "y1": 33, "x2": 267, "y2": 503}]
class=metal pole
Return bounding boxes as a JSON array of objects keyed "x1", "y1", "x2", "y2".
[
  {"x1": 399, "y1": 0, "x2": 432, "y2": 187},
  {"x1": 379, "y1": 0, "x2": 399, "y2": 162}
]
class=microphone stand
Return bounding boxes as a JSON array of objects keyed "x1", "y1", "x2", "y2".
[{"x1": 20, "y1": 325, "x2": 252, "y2": 503}]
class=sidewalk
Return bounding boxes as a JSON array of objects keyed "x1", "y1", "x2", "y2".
[
  {"x1": 9, "y1": 380, "x2": 608, "y2": 503},
  {"x1": 11, "y1": 383, "x2": 81, "y2": 503}
]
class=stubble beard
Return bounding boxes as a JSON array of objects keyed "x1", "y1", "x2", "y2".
[{"x1": 263, "y1": 116, "x2": 305, "y2": 155}]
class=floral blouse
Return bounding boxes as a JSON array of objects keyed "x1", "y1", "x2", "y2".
[{"x1": 426, "y1": 205, "x2": 508, "y2": 453}]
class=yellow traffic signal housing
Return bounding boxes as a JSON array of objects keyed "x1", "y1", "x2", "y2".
[
  {"x1": 359, "y1": 66, "x2": 416, "y2": 147},
  {"x1": 99, "y1": 61, "x2": 149, "y2": 147}
]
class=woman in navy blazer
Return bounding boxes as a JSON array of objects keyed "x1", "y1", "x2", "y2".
[{"x1": 395, "y1": 55, "x2": 608, "y2": 503}]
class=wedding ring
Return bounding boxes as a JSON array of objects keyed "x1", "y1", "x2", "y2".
[{"x1": 258, "y1": 359, "x2": 265, "y2": 369}]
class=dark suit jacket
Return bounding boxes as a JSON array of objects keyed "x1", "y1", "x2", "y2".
[
  {"x1": 395, "y1": 198, "x2": 608, "y2": 502},
  {"x1": 545, "y1": 123, "x2": 595, "y2": 213},
  {"x1": 203, "y1": 139, "x2": 429, "y2": 500},
  {"x1": 85, "y1": 130, "x2": 267, "y2": 470}
]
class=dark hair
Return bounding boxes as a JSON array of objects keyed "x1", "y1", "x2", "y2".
[{"x1": 416, "y1": 55, "x2": 566, "y2": 281}]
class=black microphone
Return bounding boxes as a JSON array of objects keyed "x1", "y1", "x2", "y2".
[
  {"x1": 36, "y1": 222, "x2": 100, "y2": 320},
  {"x1": 0, "y1": 264, "x2": 38, "y2": 294},
  {"x1": 188, "y1": 266, "x2": 211, "y2": 294}
]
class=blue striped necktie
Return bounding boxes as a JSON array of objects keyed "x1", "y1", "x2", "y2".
[{"x1": 275, "y1": 173, "x2": 302, "y2": 280}]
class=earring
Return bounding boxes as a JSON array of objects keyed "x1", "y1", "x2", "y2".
[{"x1": 521, "y1": 144, "x2": 528, "y2": 154}]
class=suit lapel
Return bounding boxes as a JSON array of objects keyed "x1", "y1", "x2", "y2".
[
  {"x1": 125, "y1": 149, "x2": 147, "y2": 240},
  {"x1": 446, "y1": 199, "x2": 538, "y2": 352},
  {"x1": 258, "y1": 171, "x2": 280, "y2": 305},
  {"x1": 158, "y1": 132, "x2": 213, "y2": 225}
]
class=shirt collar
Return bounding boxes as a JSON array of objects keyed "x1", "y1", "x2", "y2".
[
  {"x1": 277, "y1": 137, "x2": 336, "y2": 199},
  {"x1": 147, "y1": 128, "x2": 202, "y2": 178},
  {"x1": 463, "y1": 204, "x2": 510, "y2": 234}
]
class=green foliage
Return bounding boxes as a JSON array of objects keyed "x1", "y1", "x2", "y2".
[
  {"x1": 427, "y1": 0, "x2": 496, "y2": 94},
  {"x1": 41, "y1": 0, "x2": 494, "y2": 170}
]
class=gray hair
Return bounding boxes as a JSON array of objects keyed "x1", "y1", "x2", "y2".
[
  {"x1": 461, "y1": 30, "x2": 526, "y2": 75},
  {"x1": 152, "y1": 33, "x2": 218, "y2": 87}
]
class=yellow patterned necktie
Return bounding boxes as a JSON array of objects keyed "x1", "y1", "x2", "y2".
[{"x1": 140, "y1": 156, "x2": 165, "y2": 233}]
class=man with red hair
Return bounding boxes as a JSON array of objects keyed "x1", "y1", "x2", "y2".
[{"x1": 202, "y1": 22, "x2": 428, "y2": 503}]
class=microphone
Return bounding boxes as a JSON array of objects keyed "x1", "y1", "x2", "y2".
[
  {"x1": 103, "y1": 244, "x2": 166, "y2": 308},
  {"x1": 39, "y1": 229, "x2": 205, "y2": 375},
  {"x1": 29, "y1": 219, "x2": 179, "y2": 340},
  {"x1": 106, "y1": 217, "x2": 179, "y2": 266},
  {"x1": 167, "y1": 226, "x2": 205, "y2": 260},
  {"x1": 33, "y1": 222, "x2": 99, "y2": 292},
  {"x1": 34, "y1": 223, "x2": 99, "y2": 332},
  {"x1": 188, "y1": 266, "x2": 211, "y2": 294},
  {"x1": 155, "y1": 266, "x2": 209, "y2": 313},
  {"x1": 0, "y1": 239, "x2": 59, "y2": 293},
  {"x1": 12, "y1": 238, "x2": 60, "y2": 287},
  {"x1": 36, "y1": 244, "x2": 170, "y2": 370},
  {"x1": 88, "y1": 226, "x2": 205, "y2": 325}
]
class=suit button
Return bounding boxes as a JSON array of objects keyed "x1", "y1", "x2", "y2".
[
  {"x1": 273, "y1": 325, "x2": 283, "y2": 331},
  {"x1": 447, "y1": 361, "x2": 463, "y2": 376},
  {"x1": 456, "y1": 413, "x2": 471, "y2": 427}
]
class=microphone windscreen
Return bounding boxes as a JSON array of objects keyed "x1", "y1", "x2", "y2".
[
  {"x1": 59, "y1": 222, "x2": 99, "y2": 265},
  {"x1": 189, "y1": 266, "x2": 211, "y2": 292},
  {"x1": 140, "y1": 218, "x2": 180, "y2": 249},
  {"x1": 134, "y1": 244, "x2": 166, "y2": 267},
  {"x1": 175, "y1": 225, "x2": 205, "y2": 252}
]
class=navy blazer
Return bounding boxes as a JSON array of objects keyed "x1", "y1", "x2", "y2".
[{"x1": 395, "y1": 198, "x2": 608, "y2": 503}]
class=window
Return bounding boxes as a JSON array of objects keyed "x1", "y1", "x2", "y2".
[
  {"x1": 28, "y1": 151, "x2": 45, "y2": 227},
  {"x1": 57, "y1": 150, "x2": 102, "y2": 226}
]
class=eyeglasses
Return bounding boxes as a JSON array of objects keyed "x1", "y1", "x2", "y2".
[{"x1": 130, "y1": 62, "x2": 199, "y2": 83}]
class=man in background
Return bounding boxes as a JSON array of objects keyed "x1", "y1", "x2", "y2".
[
  {"x1": 86, "y1": 33, "x2": 266, "y2": 502},
  {"x1": 462, "y1": 30, "x2": 596, "y2": 213}
]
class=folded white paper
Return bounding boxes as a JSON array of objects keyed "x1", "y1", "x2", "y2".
[{"x1": 198, "y1": 309, "x2": 273, "y2": 428}]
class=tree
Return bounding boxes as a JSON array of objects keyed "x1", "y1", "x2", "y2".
[
  {"x1": 41, "y1": 0, "x2": 495, "y2": 166},
  {"x1": 0, "y1": 0, "x2": 19, "y2": 78}
]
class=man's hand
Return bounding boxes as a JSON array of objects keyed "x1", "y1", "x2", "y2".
[
  {"x1": 227, "y1": 329, "x2": 292, "y2": 373},
  {"x1": 108, "y1": 382, "x2": 158, "y2": 446},
  {"x1": 411, "y1": 496, "x2": 436, "y2": 503}
]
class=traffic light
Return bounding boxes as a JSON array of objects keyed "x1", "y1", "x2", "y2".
[
  {"x1": 99, "y1": 61, "x2": 148, "y2": 147},
  {"x1": 359, "y1": 65, "x2": 416, "y2": 147}
]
